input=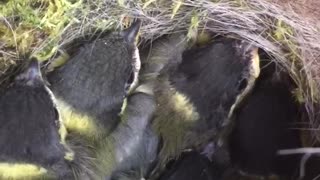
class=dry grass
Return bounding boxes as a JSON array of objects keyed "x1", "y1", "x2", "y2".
[{"x1": 1, "y1": 0, "x2": 320, "y2": 143}]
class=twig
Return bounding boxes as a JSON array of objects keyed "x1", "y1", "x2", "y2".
[{"x1": 277, "y1": 148, "x2": 320, "y2": 155}]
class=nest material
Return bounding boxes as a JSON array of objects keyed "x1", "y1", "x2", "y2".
[{"x1": 1, "y1": 0, "x2": 320, "y2": 141}]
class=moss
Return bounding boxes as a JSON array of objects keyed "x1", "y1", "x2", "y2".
[{"x1": 0, "y1": 0, "x2": 82, "y2": 61}]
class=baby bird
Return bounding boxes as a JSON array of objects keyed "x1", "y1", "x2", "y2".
[
  {"x1": 169, "y1": 37, "x2": 260, "y2": 146},
  {"x1": 136, "y1": 35, "x2": 260, "y2": 179},
  {"x1": 107, "y1": 81, "x2": 159, "y2": 180},
  {"x1": 48, "y1": 20, "x2": 141, "y2": 138},
  {"x1": 47, "y1": 20, "x2": 162, "y2": 179},
  {"x1": 0, "y1": 59, "x2": 73, "y2": 179},
  {"x1": 228, "y1": 60, "x2": 301, "y2": 179}
]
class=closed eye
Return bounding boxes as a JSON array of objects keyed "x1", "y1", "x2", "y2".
[
  {"x1": 125, "y1": 71, "x2": 135, "y2": 92},
  {"x1": 54, "y1": 107, "x2": 59, "y2": 120},
  {"x1": 53, "y1": 107, "x2": 60, "y2": 127},
  {"x1": 127, "y1": 71, "x2": 135, "y2": 85},
  {"x1": 238, "y1": 78, "x2": 248, "y2": 92}
]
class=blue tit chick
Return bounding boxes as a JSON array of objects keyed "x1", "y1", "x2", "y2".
[
  {"x1": 0, "y1": 59, "x2": 73, "y2": 180},
  {"x1": 107, "y1": 82, "x2": 159, "y2": 180},
  {"x1": 149, "y1": 37, "x2": 260, "y2": 176},
  {"x1": 47, "y1": 20, "x2": 160, "y2": 180},
  {"x1": 229, "y1": 58, "x2": 302, "y2": 179},
  {"x1": 47, "y1": 20, "x2": 141, "y2": 139}
]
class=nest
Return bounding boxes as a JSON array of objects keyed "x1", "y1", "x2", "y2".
[{"x1": 1, "y1": 0, "x2": 320, "y2": 152}]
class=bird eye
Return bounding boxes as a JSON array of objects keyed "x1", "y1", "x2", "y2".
[
  {"x1": 127, "y1": 71, "x2": 135, "y2": 85},
  {"x1": 54, "y1": 107, "x2": 59, "y2": 120},
  {"x1": 238, "y1": 78, "x2": 248, "y2": 92},
  {"x1": 53, "y1": 107, "x2": 60, "y2": 128},
  {"x1": 125, "y1": 71, "x2": 135, "y2": 92}
]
